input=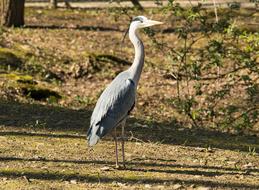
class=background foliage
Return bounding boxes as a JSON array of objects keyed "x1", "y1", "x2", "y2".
[{"x1": 146, "y1": 0, "x2": 259, "y2": 131}]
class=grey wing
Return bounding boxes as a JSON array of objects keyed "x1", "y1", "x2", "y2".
[{"x1": 87, "y1": 78, "x2": 135, "y2": 146}]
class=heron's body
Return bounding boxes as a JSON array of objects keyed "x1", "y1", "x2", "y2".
[
  {"x1": 87, "y1": 16, "x2": 162, "y2": 168},
  {"x1": 87, "y1": 71, "x2": 136, "y2": 146}
]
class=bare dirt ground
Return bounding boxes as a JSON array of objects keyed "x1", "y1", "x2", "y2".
[
  {"x1": 25, "y1": 0, "x2": 258, "y2": 9},
  {"x1": 0, "y1": 8, "x2": 258, "y2": 189}
]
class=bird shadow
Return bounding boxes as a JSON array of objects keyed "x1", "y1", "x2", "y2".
[
  {"x1": 1, "y1": 155, "x2": 258, "y2": 175},
  {"x1": 0, "y1": 157, "x2": 258, "y2": 189},
  {"x1": 126, "y1": 117, "x2": 259, "y2": 153},
  {"x1": 1, "y1": 155, "x2": 258, "y2": 173},
  {"x1": 0, "y1": 99, "x2": 258, "y2": 154},
  {"x1": 0, "y1": 99, "x2": 258, "y2": 188}
]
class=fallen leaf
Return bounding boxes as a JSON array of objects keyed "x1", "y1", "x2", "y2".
[
  {"x1": 243, "y1": 162, "x2": 253, "y2": 169},
  {"x1": 173, "y1": 183, "x2": 182, "y2": 189},
  {"x1": 145, "y1": 184, "x2": 152, "y2": 188},
  {"x1": 70, "y1": 179, "x2": 77, "y2": 184},
  {"x1": 100, "y1": 166, "x2": 113, "y2": 171},
  {"x1": 117, "y1": 182, "x2": 126, "y2": 187}
]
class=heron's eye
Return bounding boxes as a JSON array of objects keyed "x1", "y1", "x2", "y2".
[{"x1": 132, "y1": 17, "x2": 144, "y2": 23}]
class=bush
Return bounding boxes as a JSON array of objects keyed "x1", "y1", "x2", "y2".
[{"x1": 147, "y1": 2, "x2": 258, "y2": 131}]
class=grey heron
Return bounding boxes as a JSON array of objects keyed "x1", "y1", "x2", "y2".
[{"x1": 87, "y1": 16, "x2": 163, "y2": 168}]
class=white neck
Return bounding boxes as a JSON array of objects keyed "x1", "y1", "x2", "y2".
[{"x1": 128, "y1": 26, "x2": 145, "y2": 86}]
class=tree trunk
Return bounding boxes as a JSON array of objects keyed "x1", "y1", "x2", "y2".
[
  {"x1": 50, "y1": 0, "x2": 58, "y2": 9},
  {"x1": 130, "y1": 0, "x2": 144, "y2": 10},
  {"x1": 64, "y1": 0, "x2": 72, "y2": 9},
  {"x1": 0, "y1": 0, "x2": 25, "y2": 27}
]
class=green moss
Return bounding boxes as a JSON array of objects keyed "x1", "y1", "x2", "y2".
[
  {"x1": 0, "y1": 73, "x2": 33, "y2": 82},
  {"x1": 0, "y1": 73, "x2": 61, "y2": 101}
]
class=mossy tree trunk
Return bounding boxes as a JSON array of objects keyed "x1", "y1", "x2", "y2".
[
  {"x1": 0, "y1": 0, "x2": 25, "y2": 27},
  {"x1": 50, "y1": 0, "x2": 58, "y2": 9}
]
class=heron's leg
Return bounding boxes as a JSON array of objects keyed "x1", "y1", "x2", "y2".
[
  {"x1": 113, "y1": 127, "x2": 119, "y2": 168},
  {"x1": 121, "y1": 120, "x2": 126, "y2": 168}
]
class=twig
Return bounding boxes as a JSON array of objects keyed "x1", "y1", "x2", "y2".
[
  {"x1": 212, "y1": 0, "x2": 219, "y2": 23},
  {"x1": 128, "y1": 131, "x2": 145, "y2": 143}
]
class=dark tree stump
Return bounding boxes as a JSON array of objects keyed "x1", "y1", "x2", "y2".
[{"x1": 0, "y1": 0, "x2": 25, "y2": 27}]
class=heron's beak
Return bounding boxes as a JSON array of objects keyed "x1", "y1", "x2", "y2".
[{"x1": 143, "y1": 19, "x2": 163, "y2": 27}]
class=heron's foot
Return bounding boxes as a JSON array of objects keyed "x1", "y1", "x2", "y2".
[
  {"x1": 115, "y1": 164, "x2": 120, "y2": 169},
  {"x1": 114, "y1": 164, "x2": 126, "y2": 170}
]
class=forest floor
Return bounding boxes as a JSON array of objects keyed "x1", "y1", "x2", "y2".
[
  {"x1": 0, "y1": 7, "x2": 258, "y2": 189},
  {"x1": 25, "y1": 0, "x2": 258, "y2": 9}
]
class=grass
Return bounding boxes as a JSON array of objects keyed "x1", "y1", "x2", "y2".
[
  {"x1": 0, "y1": 130, "x2": 258, "y2": 189},
  {"x1": 0, "y1": 7, "x2": 258, "y2": 189}
]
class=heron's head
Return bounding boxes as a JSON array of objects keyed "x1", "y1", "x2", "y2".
[
  {"x1": 130, "y1": 16, "x2": 163, "y2": 29},
  {"x1": 122, "y1": 16, "x2": 162, "y2": 42}
]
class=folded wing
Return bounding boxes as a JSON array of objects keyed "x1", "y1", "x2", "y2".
[{"x1": 87, "y1": 74, "x2": 135, "y2": 146}]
